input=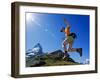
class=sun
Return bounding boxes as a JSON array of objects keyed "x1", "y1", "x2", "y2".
[{"x1": 26, "y1": 13, "x2": 35, "y2": 22}]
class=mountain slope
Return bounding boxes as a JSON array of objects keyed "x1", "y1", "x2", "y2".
[{"x1": 26, "y1": 50, "x2": 80, "y2": 67}]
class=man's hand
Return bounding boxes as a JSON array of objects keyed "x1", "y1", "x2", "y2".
[
  {"x1": 64, "y1": 18, "x2": 70, "y2": 26},
  {"x1": 64, "y1": 18, "x2": 67, "y2": 23}
]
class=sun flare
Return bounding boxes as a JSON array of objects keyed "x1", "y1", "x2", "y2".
[{"x1": 26, "y1": 13, "x2": 35, "y2": 22}]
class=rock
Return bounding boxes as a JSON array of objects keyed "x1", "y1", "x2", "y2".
[
  {"x1": 48, "y1": 50, "x2": 64, "y2": 59},
  {"x1": 30, "y1": 61, "x2": 46, "y2": 67},
  {"x1": 67, "y1": 57, "x2": 76, "y2": 63},
  {"x1": 26, "y1": 49, "x2": 79, "y2": 67}
]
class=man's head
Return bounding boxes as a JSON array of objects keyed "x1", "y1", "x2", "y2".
[
  {"x1": 67, "y1": 26, "x2": 70, "y2": 29},
  {"x1": 60, "y1": 27, "x2": 65, "y2": 32}
]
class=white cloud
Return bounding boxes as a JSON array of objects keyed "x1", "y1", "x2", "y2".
[{"x1": 83, "y1": 58, "x2": 90, "y2": 64}]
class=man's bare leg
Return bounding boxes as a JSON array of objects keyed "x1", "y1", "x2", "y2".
[
  {"x1": 68, "y1": 42, "x2": 77, "y2": 51},
  {"x1": 68, "y1": 42, "x2": 82, "y2": 57},
  {"x1": 62, "y1": 39, "x2": 67, "y2": 52},
  {"x1": 62, "y1": 39, "x2": 69, "y2": 59}
]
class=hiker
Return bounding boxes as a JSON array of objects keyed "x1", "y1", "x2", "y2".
[{"x1": 60, "y1": 18, "x2": 82, "y2": 59}]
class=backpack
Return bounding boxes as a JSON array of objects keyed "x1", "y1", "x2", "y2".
[{"x1": 69, "y1": 33, "x2": 77, "y2": 39}]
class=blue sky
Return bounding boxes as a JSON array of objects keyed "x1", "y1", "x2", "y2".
[{"x1": 25, "y1": 12, "x2": 90, "y2": 63}]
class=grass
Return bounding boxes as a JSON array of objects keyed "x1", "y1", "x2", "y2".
[
  {"x1": 26, "y1": 51, "x2": 80, "y2": 67},
  {"x1": 42, "y1": 58, "x2": 79, "y2": 66}
]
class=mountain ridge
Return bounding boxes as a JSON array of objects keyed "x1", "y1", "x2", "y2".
[{"x1": 26, "y1": 49, "x2": 80, "y2": 67}]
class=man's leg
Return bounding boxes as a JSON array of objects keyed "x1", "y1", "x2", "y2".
[
  {"x1": 62, "y1": 39, "x2": 69, "y2": 59},
  {"x1": 68, "y1": 42, "x2": 82, "y2": 57},
  {"x1": 62, "y1": 39, "x2": 67, "y2": 52},
  {"x1": 68, "y1": 41, "x2": 77, "y2": 52}
]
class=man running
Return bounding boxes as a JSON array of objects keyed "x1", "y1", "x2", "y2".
[{"x1": 60, "y1": 18, "x2": 82, "y2": 59}]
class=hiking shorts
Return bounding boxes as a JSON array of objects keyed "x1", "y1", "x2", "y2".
[
  {"x1": 67, "y1": 36, "x2": 74, "y2": 43},
  {"x1": 63, "y1": 36, "x2": 74, "y2": 44}
]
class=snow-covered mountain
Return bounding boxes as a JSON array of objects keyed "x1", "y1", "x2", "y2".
[
  {"x1": 32, "y1": 43, "x2": 43, "y2": 54},
  {"x1": 26, "y1": 43, "x2": 43, "y2": 58}
]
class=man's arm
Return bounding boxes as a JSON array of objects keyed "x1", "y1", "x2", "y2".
[{"x1": 64, "y1": 18, "x2": 70, "y2": 27}]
